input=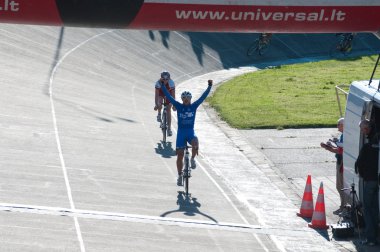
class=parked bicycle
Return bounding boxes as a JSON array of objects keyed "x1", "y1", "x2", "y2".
[
  {"x1": 182, "y1": 145, "x2": 192, "y2": 196},
  {"x1": 160, "y1": 101, "x2": 169, "y2": 143},
  {"x1": 329, "y1": 33, "x2": 355, "y2": 57},
  {"x1": 247, "y1": 33, "x2": 272, "y2": 56}
]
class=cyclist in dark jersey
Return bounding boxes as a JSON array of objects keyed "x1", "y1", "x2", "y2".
[
  {"x1": 260, "y1": 33, "x2": 272, "y2": 44},
  {"x1": 335, "y1": 33, "x2": 356, "y2": 52},
  {"x1": 161, "y1": 79, "x2": 213, "y2": 186}
]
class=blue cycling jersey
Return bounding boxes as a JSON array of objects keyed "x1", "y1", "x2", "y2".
[{"x1": 161, "y1": 84, "x2": 211, "y2": 129}]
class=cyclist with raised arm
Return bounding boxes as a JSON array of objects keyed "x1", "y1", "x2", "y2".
[
  {"x1": 154, "y1": 71, "x2": 175, "y2": 136},
  {"x1": 160, "y1": 79, "x2": 213, "y2": 186}
]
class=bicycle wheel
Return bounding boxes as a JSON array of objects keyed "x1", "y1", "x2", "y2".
[
  {"x1": 342, "y1": 40, "x2": 354, "y2": 56},
  {"x1": 161, "y1": 110, "x2": 167, "y2": 143},
  {"x1": 183, "y1": 158, "x2": 189, "y2": 196},
  {"x1": 258, "y1": 43, "x2": 269, "y2": 56},
  {"x1": 184, "y1": 175, "x2": 189, "y2": 196},
  {"x1": 329, "y1": 43, "x2": 342, "y2": 58},
  {"x1": 247, "y1": 40, "x2": 259, "y2": 56}
]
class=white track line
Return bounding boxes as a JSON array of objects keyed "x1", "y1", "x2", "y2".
[
  {"x1": 197, "y1": 157, "x2": 271, "y2": 252},
  {"x1": 0, "y1": 202, "x2": 312, "y2": 237},
  {"x1": 49, "y1": 29, "x2": 113, "y2": 252}
]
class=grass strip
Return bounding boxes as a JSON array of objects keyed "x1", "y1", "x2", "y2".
[{"x1": 207, "y1": 55, "x2": 379, "y2": 129}]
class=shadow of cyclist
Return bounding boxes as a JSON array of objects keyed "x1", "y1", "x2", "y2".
[
  {"x1": 160, "y1": 191, "x2": 218, "y2": 223},
  {"x1": 155, "y1": 141, "x2": 176, "y2": 158}
]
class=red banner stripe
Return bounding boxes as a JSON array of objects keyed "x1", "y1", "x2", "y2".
[
  {"x1": 0, "y1": 0, "x2": 62, "y2": 26},
  {"x1": 129, "y1": 4, "x2": 380, "y2": 33}
]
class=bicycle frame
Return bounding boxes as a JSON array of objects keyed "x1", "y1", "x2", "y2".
[
  {"x1": 330, "y1": 33, "x2": 354, "y2": 57},
  {"x1": 182, "y1": 145, "x2": 192, "y2": 196},
  {"x1": 338, "y1": 36, "x2": 352, "y2": 52}
]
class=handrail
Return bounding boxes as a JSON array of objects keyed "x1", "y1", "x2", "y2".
[{"x1": 335, "y1": 84, "x2": 350, "y2": 118}]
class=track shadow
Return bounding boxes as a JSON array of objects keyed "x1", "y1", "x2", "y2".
[
  {"x1": 298, "y1": 215, "x2": 331, "y2": 241},
  {"x1": 52, "y1": 97, "x2": 138, "y2": 124},
  {"x1": 313, "y1": 229, "x2": 331, "y2": 241},
  {"x1": 155, "y1": 141, "x2": 176, "y2": 158},
  {"x1": 116, "y1": 117, "x2": 138, "y2": 123},
  {"x1": 331, "y1": 224, "x2": 380, "y2": 251},
  {"x1": 352, "y1": 238, "x2": 380, "y2": 252},
  {"x1": 160, "y1": 191, "x2": 218, "y2": 223},
  {"x1": 148, "y1": 30, "x2": 170, "y2": 48},
  {"x1": 45, "y1": 27, "x2": 65, "y2": 96},
  {"x1": 147, "y1": 31, "x2": 380, "y2": 70}
]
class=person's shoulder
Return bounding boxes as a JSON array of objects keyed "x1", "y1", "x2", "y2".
[
  {"x1": 169, "y1": 79, "x2": 175, "y2": 88},
  {"x1": 155, "y1": 80, "x2": 161, "y2": 88}
]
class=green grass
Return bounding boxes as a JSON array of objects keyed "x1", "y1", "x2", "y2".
[{"x1": 207, "y1": 55, "x2": 379, "y2": 129}]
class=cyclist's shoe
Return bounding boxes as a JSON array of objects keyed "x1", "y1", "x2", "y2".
[
  {"x1": 190, "y1": 158, "x2": 196, "y2": 169},
  {"x1": 157, "y1": 113, "x2": 162, "y2": 122},
  {"x1": 177, "y1": 175, "x2": 183, "y2": 186},
  {"x1": 168, "y1": 129, "x2": 173, "y2": 136},
  {"x1": 333, "y1": 207, "x2": 343, "y2": 215}
]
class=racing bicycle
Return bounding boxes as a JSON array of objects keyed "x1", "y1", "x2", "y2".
[
  {"x1": 247, "y1": 33, "x2": 272, "y2": 56},
  {"x1": 329, "y1": 33, "x2": 355, "y2": 58},
  {"x1": 182, "y1": 145, "x2": 192, "y2": 196}
]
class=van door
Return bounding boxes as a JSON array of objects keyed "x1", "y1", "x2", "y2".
[
  {"x1": 344, "y1": 91, "x2": 372, "y2": 202},
  {"x1": 358, "y1": 101, "x2": 373, "y2": 202}
]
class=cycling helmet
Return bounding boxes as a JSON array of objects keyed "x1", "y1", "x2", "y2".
[
  {"x1": 161, "y1": 71, "x2": 170, "y2": 80},
  {"x1": 181, "y1": 91, "x2": 192, "y2": 99}
]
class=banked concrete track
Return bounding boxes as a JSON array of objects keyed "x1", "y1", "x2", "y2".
[{"x1": 0, "y1": 24, "x2": 380, "y2": 251}]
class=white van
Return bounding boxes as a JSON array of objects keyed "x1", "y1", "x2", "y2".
[{"x1": 343, "y1": 79, "x2": 380, "y2": 212}]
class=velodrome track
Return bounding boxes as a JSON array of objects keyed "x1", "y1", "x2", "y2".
[{"x1": 0, "y1": 24, "x2": 380, "y2": 251}]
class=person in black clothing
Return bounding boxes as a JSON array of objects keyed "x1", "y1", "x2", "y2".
[
  {"x1": 335, "y1": 33, "x2": 355, "y2": 53},
  {"x1": 355, "y1": 119, "x2": 379, "y2": 246}
]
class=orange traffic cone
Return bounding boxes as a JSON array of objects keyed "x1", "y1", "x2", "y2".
[
  {"x1": 297, "y1": 175, "x2": 314, "y2": 218},
  {"x1": 308, "y1": 182, "x2": 329, "y2": 229}
]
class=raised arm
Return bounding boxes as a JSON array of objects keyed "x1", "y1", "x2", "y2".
[
  {"x1": 193, "y1": 80, "x2": 213, "y2": 107},
  {"x1": 161, "y1": 82, "x2": 180, "y2": 107}
]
